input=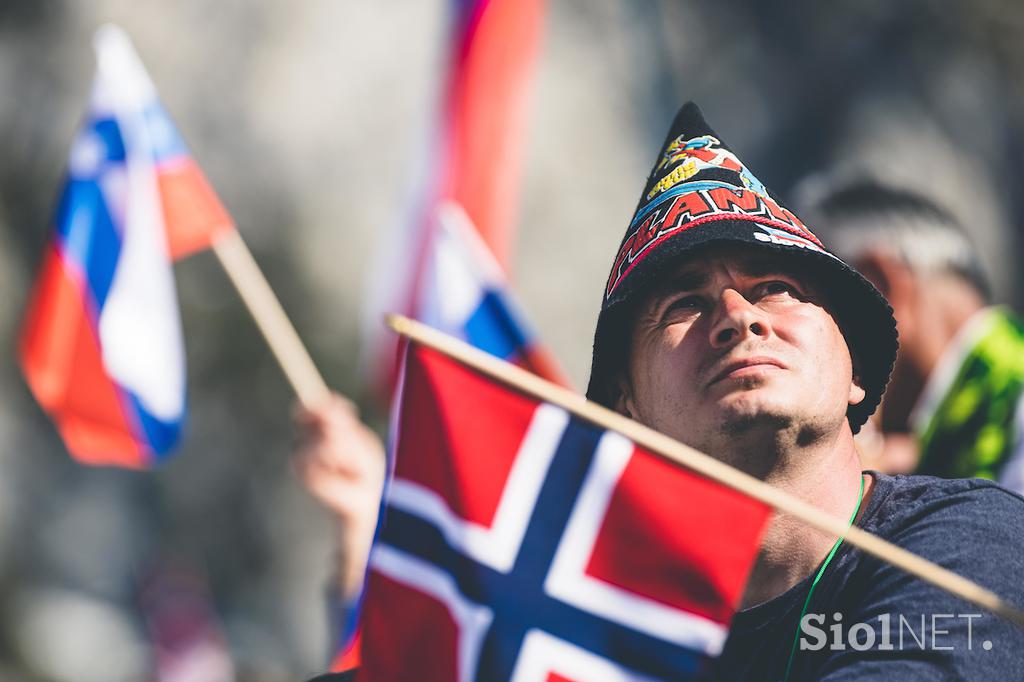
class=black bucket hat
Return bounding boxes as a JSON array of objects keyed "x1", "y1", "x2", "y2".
[{"x1": 586, "y1": 102, "x2": 898, "y2": 433}]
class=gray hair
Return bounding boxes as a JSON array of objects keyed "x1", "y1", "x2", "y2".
[{"x1": 803, "y1": 179, "x2": 991, "y2": 301}]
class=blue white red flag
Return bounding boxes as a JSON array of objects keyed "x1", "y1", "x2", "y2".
[
  {"x1": 362, "y1": 0, "x2": 548, "y2": 398},
  {"x1": 357, "y1": 342, "x2": 772, "y2": 680},
  {"x1": 418, "y1": 203, "x2": 568, "y2": 383},
  {"x1": 19, "y1": 25, "x2": 233, "y2": 467}
]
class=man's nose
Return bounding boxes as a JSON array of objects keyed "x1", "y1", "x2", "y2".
[{"x1": 709, "y1": 288, "x2": 769, "y2": 348}]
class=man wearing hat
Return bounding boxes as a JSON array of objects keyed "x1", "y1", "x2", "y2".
[{"x1": 297, "y1": 103, "x2": 1024, "y2": 679}]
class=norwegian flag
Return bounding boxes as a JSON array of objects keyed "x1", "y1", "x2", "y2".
[{"x1": 357, "y1": 343, "x2": 771, "y2": 680}]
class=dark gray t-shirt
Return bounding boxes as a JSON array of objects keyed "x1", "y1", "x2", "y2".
[{"x1": 708, "y1": 472, "x2": 1024, "y2": 681}]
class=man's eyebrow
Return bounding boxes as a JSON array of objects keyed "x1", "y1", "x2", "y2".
[
  {"x1": 740, "y1": 256, "x2": 823, "y2": 299},
  {"x1": 738, "y1": 257, "x2": 796, "y2": 278},
  {"x1": 654, "y1": 270, "x2": 709, "y2": 295}
]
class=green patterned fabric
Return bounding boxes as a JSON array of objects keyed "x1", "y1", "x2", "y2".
[{"x1": 917, "y1": 308, "x2": 1024, "y2": 480}]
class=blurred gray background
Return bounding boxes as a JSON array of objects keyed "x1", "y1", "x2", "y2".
[{"x1": 3, "y1": 0, "x2": 1024, "y2": 679}]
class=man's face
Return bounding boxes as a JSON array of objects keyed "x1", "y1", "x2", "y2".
[{"x1": 617, "y1": 244, "x2": 865, "y2": 457}]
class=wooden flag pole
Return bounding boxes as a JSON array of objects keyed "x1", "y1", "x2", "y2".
[
  {"x1": 386, "y1": 313, "x2": 1024, "y2": 628},
  {"x1": 212, "y1": 229, "x2": 329, "y2": 409}
]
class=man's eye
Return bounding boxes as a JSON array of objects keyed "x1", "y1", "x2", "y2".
[
  {"x1": 756, "y1": 280, "x2": 799, "y2": 298},
  {"x1": 664, "y1": 295, "x2": 704, "y2": 314}
]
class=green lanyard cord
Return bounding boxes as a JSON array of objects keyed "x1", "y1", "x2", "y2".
[{"x1": 781, "y1": 473, "x2": 865, "y2": 682}]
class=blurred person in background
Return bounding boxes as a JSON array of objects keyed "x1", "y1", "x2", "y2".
[{"x1": 806, "y1": 180, "x2": 1024, "y2": 494}]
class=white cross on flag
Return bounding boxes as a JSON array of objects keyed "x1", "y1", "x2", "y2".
[{"x1": 359, "y1": 343, "x2": 771, "y2": 680}]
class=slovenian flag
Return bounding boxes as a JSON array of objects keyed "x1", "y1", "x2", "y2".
[{"x1": 18, "y1": 25, "x2": 233, "y2": 468}]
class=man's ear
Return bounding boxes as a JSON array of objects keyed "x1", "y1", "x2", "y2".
[
  {"x1": 612, "y1": 372, "x2": 636, "y2": 419},
  {"x1": 848, "y1": 372, "x2": 867, "y2": 407}
]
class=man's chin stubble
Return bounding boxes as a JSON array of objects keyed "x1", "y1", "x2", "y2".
[
  {"x1": 713, "y1": 409, "x2": 836, "y2": 473},
  {"x1": 721, "y1": 410, "x2": 790, "y2": 434},
  {"x1": 711, "y1": 409, "x2": 842, "y2": 477}
]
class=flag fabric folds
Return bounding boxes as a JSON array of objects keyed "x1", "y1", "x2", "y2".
[
  {"x1": 438, "y1": 0, "x2": 545, "y2": 266},
  {"x1": 19, "y1": 25, "x2": 232, "y2": 467},
  {"x1": 418, "y1": 203, "x2": 568, "y2": 384},
  {"x1": 357, "y1": 342, "x2": 772, "y2": 681},
  {"x1": 362, "y1": 0, "x2": 547, "y2": 398}
]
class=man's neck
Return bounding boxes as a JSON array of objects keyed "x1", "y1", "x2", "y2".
[{"x1": 736, "y1": 426, "x2": 869, "y2": 610}]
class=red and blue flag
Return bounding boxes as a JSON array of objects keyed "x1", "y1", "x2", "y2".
[
  {"x1": 357, "y1": 342, "x2": 772, "y2": 680},
  {"x1": 362, "y1": 0, "x2": 548, "y2": 398},
  {"x1": 19, "y1": 26, "x2": 232, "y2": 467},
  {"x1": 417, "y1": 203, "x2": 567, "y2": 384}
]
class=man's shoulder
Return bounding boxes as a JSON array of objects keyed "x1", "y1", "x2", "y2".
[
  {"x1": 812, "y1": 474, "x2": 1024, "y2": 679},
  {"x1": 869, "y1": 472, "x2": 1024, "y2": 529},
  {"x1": 863, "y1": 472, "x2": 1024, "y2": 586}
]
